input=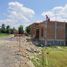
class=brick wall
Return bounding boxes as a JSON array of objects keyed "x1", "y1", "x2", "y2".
[
  {"x1": 56, "y1": 22, "x2": 65, "y2": 40},
  {"x1": 47, "y1": 22, "x2": 55, "y2": 39},
  {"x1": 30, "y1": 21, "x2": 65, "y2": 41}
]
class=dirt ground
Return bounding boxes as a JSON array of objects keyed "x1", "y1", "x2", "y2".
[{"x1": 0, "y1": 36, "x2": 40, "y2": 67}]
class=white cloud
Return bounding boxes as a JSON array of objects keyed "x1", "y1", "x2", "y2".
[
  {"x1": 42, "y1": 4, "x2": 67, "y2": 21},
  {"x1": 8, "y1": 2, "x2": 35, "y2": 18},
  {"x1": 0, "y1": 1, "x2": 35, "y2": 28}
]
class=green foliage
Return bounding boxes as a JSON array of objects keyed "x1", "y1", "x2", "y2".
[
  {"x1": 1, "y1": 24, "x2": 6, "y2": 33},
  {"x1": 6, "y1": 25, "x2": 10, "y2": 34},
  {"x1": 0, "y1": 24, "x2": 17, "y2": 34},
  {"x1": 0, "y1": 24, "x2": 24, "y2": 34},
  {"x1": 18, "y1": 25, "x2": 24, "y2": 34},
  {"x1": 0, "y1": 33, "x2": 14, "y2": 38},
  {"x1": 10, "y1": 27, "x2": 16, "y2": 34},
  {"x1": 25, "y1": 26, "x2": 30, "y2": 34},
  {"x1": 31, "y1": 47, "x2": 67, "y2": 67},
  {"x1": 0, "y1": 33, "x2": 10, "y2": 38}
]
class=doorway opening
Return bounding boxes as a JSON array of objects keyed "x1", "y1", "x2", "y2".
[{"x1": 35, "y1": 29, "x2": 39, "y2": 39}]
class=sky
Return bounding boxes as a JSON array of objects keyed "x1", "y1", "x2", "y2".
[{"x1": 0, "y1": 0, "x2": 67, "y2": 29}]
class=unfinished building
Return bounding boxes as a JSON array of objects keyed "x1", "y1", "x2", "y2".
[{"x1": 29, "y1": 19, "x2": 67, "y2": 46}]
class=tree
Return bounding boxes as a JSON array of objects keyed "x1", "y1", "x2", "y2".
[
  {"x1": 25, "y1": 26, "x2": 30, "y2": 34},
  {"x1": 18, "y1": 25, "x2": 24, "y2": 34},
  {"x1": 6, "y1": 25, "x2": 10, "y2": 34},
  {"x1": 10, "y1": 27, "x2": 16, "y2": 34},
  {"x1": 1, "y1": 24, "x2": 6, "y2": 33}
]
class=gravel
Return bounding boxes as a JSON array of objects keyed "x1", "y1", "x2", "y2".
[{"x1": 0, "y1": 36, "x2": 36, "y2": 67}]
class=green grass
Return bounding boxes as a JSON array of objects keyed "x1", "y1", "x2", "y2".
[
  {"x1": 0, "y1": 33, "x2": 13, "y2": 38},
  {"x1": 31, "y1": 47, "x2": 67, "y2": 67}
]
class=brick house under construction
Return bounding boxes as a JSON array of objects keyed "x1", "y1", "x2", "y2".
[{"x1": 29, "y1": 19, "x2": 67, "y2": 46}]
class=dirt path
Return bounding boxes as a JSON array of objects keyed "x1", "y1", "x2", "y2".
[{"x1": 0, "y1": 36, "x2": 37, "y2": 67}]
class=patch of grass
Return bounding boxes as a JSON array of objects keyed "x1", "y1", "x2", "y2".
[
  {"x1": 0, "y1": 33, "x2": 13, "y2": 38},
  {"x1": 31, "y1": 47, "x2": 67, "y2": 67}
]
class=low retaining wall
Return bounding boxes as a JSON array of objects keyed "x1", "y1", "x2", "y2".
[{"x1": 38, "y1": 40, "x2": 65, "y2": 46}]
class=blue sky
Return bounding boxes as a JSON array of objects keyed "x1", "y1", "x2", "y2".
[{"x1": 0, "y1": 0, "x2": 67, "y2": 28}]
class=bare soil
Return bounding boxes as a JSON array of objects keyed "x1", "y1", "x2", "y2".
[{"x1": 0, "y1": 36, "x2": 39, "y2": 67}]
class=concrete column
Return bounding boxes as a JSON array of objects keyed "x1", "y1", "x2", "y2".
[
  {"x1": 64, "y1": 22, "x2": 66, "y2": 45},
  {"x1": 45, "y1": 21, "x2": 48, "y2": 46},
  {"x1": 39, "y1": 28, "x2": 41, "y2": 40},
  {"x1": 55, "y1": 22, "x2": 57, "y2": 40}
]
